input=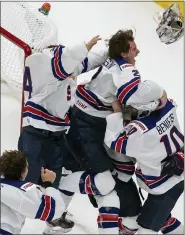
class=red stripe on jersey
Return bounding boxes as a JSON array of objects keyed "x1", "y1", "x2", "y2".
[
  {"x1": 54, "y1": 47, "x2": 67, "y2": 79},
  {"x1": 119, "y1": 79, "x2": 140, "y2": 103},
  {"x1": 77, "y1": 85, "x2": 97, "y2": 105},
  {"x1": 40, "y1": 195, "x2": 51, "y2": 221},
  {"x1": 115, "y1": 135, "x2": 127, "y2": 152},
  {"x1": 115, "y1": 163, "x2": 135, "y2": 171},
  {"x1": 98, "y1": 214, "x2": 118, "y2": 222},
  {"x1": 85, "y1": 175, "x2": 94, "y2": 195},
  {"x1": 24, "y1": 105, "x2": 70, "y2": 124}
]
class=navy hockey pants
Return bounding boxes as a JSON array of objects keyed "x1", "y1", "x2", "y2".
[
  {"x1": 67, "y1": 106, "x2": 141, "y2": 217},
  {"x1": 18, "y1": 126, "x2": 71, "y2": 188},
  {"x1": 137, "y1": 180, "x2": 184, "y2": 231}
]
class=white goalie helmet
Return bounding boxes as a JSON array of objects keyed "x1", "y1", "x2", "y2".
[
  {"x1": 154, "y1": 4, "x2": 184, "y2": 45},
  {"x1": 131, "y1": 100, "x2": 160, "y2": 118}
]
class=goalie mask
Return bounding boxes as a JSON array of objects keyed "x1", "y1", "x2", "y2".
[{"x1": 155, "y1": 4, "x2": 184, "y2": 45}]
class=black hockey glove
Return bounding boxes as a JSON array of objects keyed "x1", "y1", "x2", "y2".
[{"x1": 161, "y1": 150, "x2": 184, "y2": 176}]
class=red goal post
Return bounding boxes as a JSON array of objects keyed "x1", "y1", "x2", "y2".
[
  {"x1": 0, "y1": 26, "x2": 32, "y2": 131},
  {"x1": 1, "y1": 2, "x2": 58, "y2": 132}
]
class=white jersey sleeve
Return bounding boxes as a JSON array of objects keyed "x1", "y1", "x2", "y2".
[
  {"x1": 73, "y1": 48, "x2": 108, "y2": 77},
  {"x1": 113, "y1": 63, "x2": 164, "y2": 105},
  {"x1": 105, "y1": 112, "x2": 143, "y2": 158},
  {"x1": 1, "y1": 182, "x2": 65, "y2": 221},
  {"x1": 51, "y1": 42, "x2": 88, "y2": 80}
]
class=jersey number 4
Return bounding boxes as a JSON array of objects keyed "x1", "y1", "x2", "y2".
[
  {"x1": 160, "y1": 126, "x2": 184, "y2": 155},
  {"x1": 23, "y1": 66, "x2": 32, "y2": 102}
]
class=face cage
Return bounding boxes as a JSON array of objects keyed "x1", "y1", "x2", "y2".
[{"x1": 156, "y1": 5, "x2": 184, "y2": 44}]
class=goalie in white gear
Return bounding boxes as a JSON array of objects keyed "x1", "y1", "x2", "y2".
[
  {"x1": 0, "y1": 150, "x2": 66, "y2": 235},
  {"x1": 104, "y1": 98, "x2": 184, "y2": 234}
]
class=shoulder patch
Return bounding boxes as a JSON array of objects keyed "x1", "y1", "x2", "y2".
[
  {"x1": 120, "y1": 63, "x2": 133, "y2": 71},
  {"x1": 130, "y1": 120, "x2": 148, "y2": 133},
  {"x1": 20, "y1": 182, "x2": 35, "y2": 191}
]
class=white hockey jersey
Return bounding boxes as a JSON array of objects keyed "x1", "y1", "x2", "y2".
[
  {"x1": 23, "y1": 42, "x2": 108, "y2": 132},
  {"x1": 104, "y1": 100, "x2": 184, "y2": 194},
  {"x1": 105, "y1": 145, "x2": 136, "y2": 183},
  {"x1": 74, "y1": 57, "x2": 164, "y2": 118},
  {"x1": 0, "y1": 178, "x2": 65, "y2": 234}
]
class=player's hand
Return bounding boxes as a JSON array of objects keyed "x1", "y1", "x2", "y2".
[
  {"x1": 161, "y1": 151, "x2": 184, "y2": 176},
  {"x1": 157, "y1": 90, "x2": 167, "y2": 110},
  {"x1": 86, "y1": 35, "x2": 102, "y2": 51},
  {"x1": 41, "y1": 167, "x2": 56, "y2": 183},
  {"x1": 112, "y1": 100, "x2": 122, "y2": 113}
]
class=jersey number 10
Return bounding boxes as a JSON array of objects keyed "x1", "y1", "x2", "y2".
[{"x1": 160, "y1": 126, "x2": 184, "y2": 155}]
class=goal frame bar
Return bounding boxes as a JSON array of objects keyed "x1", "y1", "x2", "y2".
[{"x1": 0, "y1": 26, "x2": 32, "y2": 132}]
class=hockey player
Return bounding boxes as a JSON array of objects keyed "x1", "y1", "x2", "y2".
[
  {"x1": 61, "y1": 29, "x2": 168, "y2": 233},
  {"x1": 18, "y1": 35, "x2": 108, "y2": 231},
  {"x1": 0, "y1": 150, "x2": 66, "y2": 235},
  {"x1": 104, "y1": 98, "x2": 184, "y2": 234}
]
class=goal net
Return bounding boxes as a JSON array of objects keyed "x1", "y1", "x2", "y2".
[{"x1": 1, "y1": 2, "x2": 58, "y2": 92}]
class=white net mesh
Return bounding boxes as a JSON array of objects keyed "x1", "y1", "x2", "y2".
[{"x1": 1, "y1": 2, "x2": 58, "y2": 90}]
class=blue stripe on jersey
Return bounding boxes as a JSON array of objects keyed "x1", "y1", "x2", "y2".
[
  {"x1": 35, "y1": 195, "x2": 56, "y2": 221},
  {"x1": 98, "y1": 222, "x2": 118, "y2": 229},
  {"x1": 76, "y1": 85, "x2": 113, "y2": 111},
  {"x1": 23, "y1": 101, "x2": 70, "y2": 127},
  {"x1": 99, "y1": 207, "x2": 120, "y2": 215},
  {"x1": 162, "y1": 218, "x2": 181, "y2": 234},
  {"x1": 51, "y1": 45, "x2": 72, "y2": 80},
  {"x1": 98, "y1": 207, "x2": 119, "y2": 229},
  {"x1": 135, "y1": 169, "x2": 172, "y2": 189},
  {"x1": 0, "y1": 228, "x2": 13, "y2": 235},
  {"x1": 137, "y1": 100, "x2": 175, "y2": 131},
  {"x1": 109, "y1": 157, "x2": 135, "y2": 175},
  {"x1": 117, "y1": 77, "x2": 140, "y2": 104},
  {"x1": 35, "y1": 195, "x2": 46, "y2": 219},
  {"x1": 81, "y1": 57, "x2": 88, "y2": 73},
  {"x1": 114, "y1": 57, "x2": 128, "y2": 68},
  {"x1": 110, "y1": 132, "x2": 128, "y2": 154},
  {"x1": 0, "y1": 179, "x2": 29, "y2": 191},
  {"x1": 46, "y1": 197, "x2": 55, "y2": 221},
  {"x1": 79, "y1": 172, "x2": 102, "y2": 196}
]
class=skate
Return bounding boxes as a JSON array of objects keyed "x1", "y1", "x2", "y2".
[{"x1": 43, "y1": 211, "x2": 74, "y2": 234}]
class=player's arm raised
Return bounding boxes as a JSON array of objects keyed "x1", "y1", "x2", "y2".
[
  {"x1": 72, "y1": 35, "x2": 109, "y2": 77},
  {"x1": 51, "y1": 35, "x2": 102, "y2": 80}
]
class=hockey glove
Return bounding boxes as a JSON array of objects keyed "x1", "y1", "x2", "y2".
[{"x1": 161, "y1": 150, "x2": 184, "y2": 176}]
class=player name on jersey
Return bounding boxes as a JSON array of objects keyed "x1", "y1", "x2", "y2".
[{"x1": 156, "y1": 113, "x2": 174, "y2": 135}]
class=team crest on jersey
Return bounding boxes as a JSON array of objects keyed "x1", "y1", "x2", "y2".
[
  {"x1": 21, "y1": 182, "x2": 34, "y2": 191},
  {"x1": 120, "y1": 63, "x2": 133, "y2": 71},
  {"x1": 130, "y1": 120, "x2": 148, "y2": 132}
]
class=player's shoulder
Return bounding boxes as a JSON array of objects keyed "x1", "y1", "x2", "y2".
[
  {"x1": 0, "y1": 178, "x2": 36, "y2": 192},
  {"x1": 114, "y1": 57, "x2": 135, "y2": 72},
  {"x1": 134, "y1": 99, "x2": 177, "y2": 132},
  {"x1": 127, "y1": 120, "x2": 148, "y2": 134}
]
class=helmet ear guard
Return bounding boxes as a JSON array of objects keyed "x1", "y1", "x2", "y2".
[{"x1": 154, "y1": 4, "x2": 184, "y2": 45}]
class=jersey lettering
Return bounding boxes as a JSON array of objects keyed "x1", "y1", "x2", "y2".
[
  {"x1": 23, "y1": 66, "x2": 32, "y2": 103},
  {"x1": 160, "y1": 125, "x2": 184, "y2": 155}
]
